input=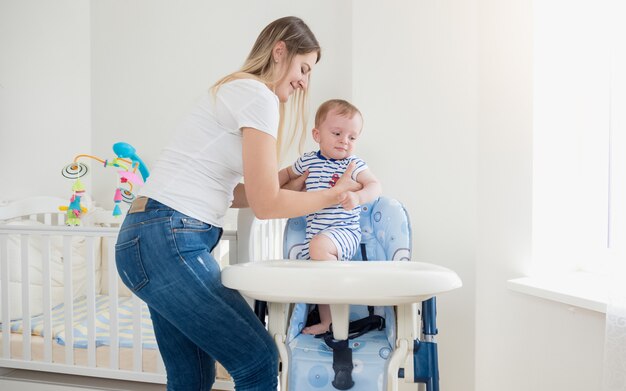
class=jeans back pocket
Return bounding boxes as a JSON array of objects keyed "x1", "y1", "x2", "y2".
[{"x1": 115, "y1": 237, "x2": 149, "y2": 292}]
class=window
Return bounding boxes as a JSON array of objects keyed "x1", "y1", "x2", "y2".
[{"x1": 531, "y1": 0, "x2": 625, "y2": 275}]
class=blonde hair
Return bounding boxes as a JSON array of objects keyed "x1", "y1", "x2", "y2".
[
  {"x1": 315, "y1": 99, "x2": 363, "y2": 130},
  {"x1": 212, "y1": 16, "x2": 321, "y2": 159}
]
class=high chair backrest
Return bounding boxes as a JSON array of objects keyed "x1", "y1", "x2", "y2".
[{"x1": 283, "y1": 196, "x2": 412, "y2": 262}]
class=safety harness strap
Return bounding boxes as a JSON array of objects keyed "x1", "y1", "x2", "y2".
[
  {"x1": 323, "y1": 336, "x2": 355, "y2": 390},
  {"x1": 308, "y1": 243, "x2": 387, "y2": 389}
]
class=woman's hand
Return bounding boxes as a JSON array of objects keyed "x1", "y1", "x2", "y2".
[
  {"x1": 333, "y1": 162, "x2": 363, "y2": 193},
  {"x1": 332, "y1": 162, "x2": 363, "y2": 205},
  {"x1": 339, "y1": 191, "x2": 360, "y2": 210},
  {"x1": 281, "y1": 169, "x2": 309, "y2": 191}
]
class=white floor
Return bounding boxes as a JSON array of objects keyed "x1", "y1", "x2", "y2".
[
  {"x1": 0, "y1": 368, "x2": 421, "y2": 390},
  {"x1": 0, "y1": 369, "x2": 166, "y2": 391}
]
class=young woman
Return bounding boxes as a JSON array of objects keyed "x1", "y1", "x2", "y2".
[{"x1": 115, "y1": 16, "x2": 360, "y2": 391}]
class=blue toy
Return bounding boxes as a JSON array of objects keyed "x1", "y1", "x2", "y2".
[{"x1": 112, "y1": 142, "x2": 150, "y2": 183}]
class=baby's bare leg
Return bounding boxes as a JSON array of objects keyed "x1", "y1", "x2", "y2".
[
  {"x1": 302, "y1": 234, "x2": 338, "y2": 335},
  {"x1": 308, "y1": 233, "x2": 339, "y2": 260}
]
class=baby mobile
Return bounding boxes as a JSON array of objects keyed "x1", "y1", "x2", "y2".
[{"x1": 60, "y1": 142, "x2": 150, "y2": 225}]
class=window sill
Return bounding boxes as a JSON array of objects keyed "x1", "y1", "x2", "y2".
[{"x1": 507, "y1": 271, "x2": 608, "y2": 313}]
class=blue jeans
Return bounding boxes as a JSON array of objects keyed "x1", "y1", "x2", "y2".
[{"x1": 115, "y1": 198, "x2": 278, "y2": 390}]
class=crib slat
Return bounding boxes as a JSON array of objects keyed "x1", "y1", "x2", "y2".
[
  {"x1": 261, "y1": 224, "x2": 268, "y2": 259},
  {"x1": 132, "y1": 295, "x2": 142, "y2": 372},
  {"x1": 272, "y1": 220, "x2": 281, "y2": 258},
  {"x1": 251, "y1": 222, "x2": 258, "y2": 260},
  {"x1": 42, "y1": 235, "x2": 52, "y2": 363},
  {"x1": 271, "y1": 220, "x2": 277, "y2": 258},
  {"x1": 229, "y1": 237, "x2": 237, "y2": 267},
  {"x1": 63, "y1": 236, "x2": 74, "y2": 365},
  {"x1": 0, "y1": 234, "x2": 10, "y2": 359},
  {"x1": 268, "y1": 220, "x2": 275, "y2": 259},
  {"x1": 20, "y1": 235, "x2": 31, "y2": 361},
  {"x1": 157, "y1": 350, "x2": 166, "y2": 374},
  {"x1": 107, "y1": 238, "x2": 119, "y2": 370},
  {"x1": 86, "y1": 237, "x2": 96, "y2": 367},
  {"x1": 264, "y1": 221, "x2": 269, "y2": 258}
]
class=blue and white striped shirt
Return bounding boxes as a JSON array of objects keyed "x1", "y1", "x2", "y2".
[{"x1": 292, "y1": 151, "x2": 368, "y2": 240}]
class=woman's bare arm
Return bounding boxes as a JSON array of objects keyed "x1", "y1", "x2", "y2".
[
  {"x1": 242, "y1": 128, "x2": 358, "y2": 219},
  {"x1": 231, "y1": 166, "x2": 309, "y2": 208}
]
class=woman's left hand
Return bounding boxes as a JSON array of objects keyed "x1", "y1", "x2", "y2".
[
  {"x1": 281, "y1": 169, "x2": 309, "y2": 191},
  {"x1": 340, "y1": 191, "x2": 360, "y2": 210},
  {"x1": 333, "y1": 162, "x2": 363, "y2": 194}
]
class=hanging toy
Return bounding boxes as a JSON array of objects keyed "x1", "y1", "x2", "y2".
[
  {"x1": 60, "y1": 142, "x2": 150, "y2": 223},
  {"x1": 113, "y1": 188, "x2": 123, "y2": 217},
  {"x1": 59, "y1": 179, "x2": 88, "y2": 226},
  {"x1": 112, "y1": 142, "x2": 150, "y2": 183}
]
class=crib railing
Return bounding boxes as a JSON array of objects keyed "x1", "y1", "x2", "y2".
[
  {"x1": 0, "y1": 217, "x2": 237, "y2": 389},
  {"x1": 0, "y1": 197, "x2": 285, "y2": 389},
  {"x1": 235, "y1": 208, "x2": 285, "y2": 266}
]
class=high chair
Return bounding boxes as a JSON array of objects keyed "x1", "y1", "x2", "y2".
[{"x1": 222, "y1": 197, "x2": 462, "y2": 391}]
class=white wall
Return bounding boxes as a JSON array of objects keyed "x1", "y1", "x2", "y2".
[
  {"x1": 352, "y1": 2, "x2": 478, "y2": 390},
  {"x1": 89, "y1": 0, "x2": 352, "y2": 207},
  {"x1": 476, "y1": 1, "x2": 605, "y2": 390},
  {"x1": 0, "y1": 0, "x2": 91, "y2": 201},
  {"x1": 0, "y1": 0, "x2": 351, "y2": 206}
]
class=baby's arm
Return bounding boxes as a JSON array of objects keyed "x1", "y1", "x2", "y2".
[{"x1": 340, "y1": 169, "x2": 382, "y2": 210}]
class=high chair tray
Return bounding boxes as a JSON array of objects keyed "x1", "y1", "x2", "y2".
[{"x1": 222, "y1": 260, "x2": 462, "y2": 305}]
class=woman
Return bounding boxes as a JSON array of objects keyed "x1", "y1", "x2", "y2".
[{"x1": 115, "y1": 16, "x2": 360, "y2": 391}]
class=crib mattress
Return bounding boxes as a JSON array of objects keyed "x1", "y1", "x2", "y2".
[
  {"x1": 0, "y1": 332, "x2": 159, "y2": 372},
  {"x1": 1, "y1": 294, "x2": 231, "y2": 380},
  {"x1": 5, "y1": 294, "x2": 157, "y2": 349},
  {"x1": 1, "y1": 334, "x2": 231, "y2": 380}
]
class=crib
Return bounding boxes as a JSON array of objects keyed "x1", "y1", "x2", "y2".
[{"x1": 0, "y1": 196, "x2": 283, "y2": 389}]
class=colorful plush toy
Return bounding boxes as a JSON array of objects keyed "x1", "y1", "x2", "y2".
[
  {"x1": 59, "y1": 179, "x2": 88, "y2": 226},
  {"x1": 60, "y1": 142, "x2": 149, "y2": 225}
]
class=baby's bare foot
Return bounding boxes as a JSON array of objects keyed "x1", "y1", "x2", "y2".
[{"x1": 301, "y1": 323, "x2": 330, "y2": 335}]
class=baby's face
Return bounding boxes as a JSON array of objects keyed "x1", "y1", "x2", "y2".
[{"x1": 313, "y1": 110, "x2": 363, "y2": 160}]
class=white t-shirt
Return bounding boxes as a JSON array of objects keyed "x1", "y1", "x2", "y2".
[{"x1": 140, "y1": 79, "x2": 279, "y2": 227}]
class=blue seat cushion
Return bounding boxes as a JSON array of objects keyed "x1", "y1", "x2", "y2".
[
  {"x1": 288, "y1": 330, "x2": 392, "y2": 391},
  {"x1": 282, "y1": 197, "x2": 411, "y2": 390}
]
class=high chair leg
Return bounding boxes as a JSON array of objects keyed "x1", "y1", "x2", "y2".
[
  {"x1": 414, "y1": 297, "x2": 439, "y2": 391},
  {"x1": 414, "y1": 340, "x2": 439, "y2": 391}
]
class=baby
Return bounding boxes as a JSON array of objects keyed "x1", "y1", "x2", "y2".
[{"x1": 279, "y1": 99, "x2": 382, "y2": 335}]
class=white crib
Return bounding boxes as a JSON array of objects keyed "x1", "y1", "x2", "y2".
[{"x1": 0, "y1": 196, "x2": 282, "y2": 389}]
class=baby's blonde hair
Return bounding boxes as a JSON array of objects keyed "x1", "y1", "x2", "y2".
[
  {"x1": 212, "y1": 17, "x2": 321, "y2": 159},
  {"x1": 314, "y1": 99, "x2": 363, "y2": 130}
]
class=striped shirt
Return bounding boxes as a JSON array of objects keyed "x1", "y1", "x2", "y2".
[{"x1": 292, "y1": 151, "x2": 368, "y2": 258}]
